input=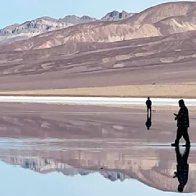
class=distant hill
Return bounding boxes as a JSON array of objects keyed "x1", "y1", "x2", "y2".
[
  {"x1": 2, "y1": 2, "x2": 196, "y2": 50},
  {"x1": 0, "y1": 15, "x2": 96, "y2": 44},
  {"x1": 1, "y1": 2, "x2": 196, "y2": 92},
  {"x1": 0, "y1": 11, "x2": 134, "y2": 44}
]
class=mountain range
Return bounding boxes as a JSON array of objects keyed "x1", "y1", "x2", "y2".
[
  {"x1": 0, "y1": 11, "x2": 133, "y2": 44},
  {"x1": 2, "y1": 2, "x2": 196, "y2": 51},
  {"x1": 0, "y1": 1, "x2": 196, "y2": 95}
]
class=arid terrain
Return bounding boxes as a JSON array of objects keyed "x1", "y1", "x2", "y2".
[
  {"x1": 2, "y1": 2, "x2": 196, "y2": 196},
  {"x1": 0, "y1": 2, "x2": 196, "y2": 97}
]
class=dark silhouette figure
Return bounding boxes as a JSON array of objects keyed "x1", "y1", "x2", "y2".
[
  {"x1": 173, "y1": 145, "x2": 190, "y2": 192},
  {"x1": 145, "y1": 97, "x2": 152, "y2": 130},
  {"x1": 145, "y1": 111, "x2": 152, "y2": 130},
  {"x1": 146, "y1": 97, "x2": 152, "y2": 115},
  {"x1": 171, "y1": 99, "x2": 190, "y2": 147}
]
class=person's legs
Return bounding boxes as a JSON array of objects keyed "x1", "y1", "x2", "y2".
[
  {"x1": 175, "y1": 127, "x2": 183, "y2": 145},
  {"x1": 175, "y1": 145, "x2": 181, "y2": 163},
  {"x1": 149, "y1": 106, "x2": 152, "y2": 119},
  {"x1": 182, "y1": 128, "x2": 190, "y2": 146}
]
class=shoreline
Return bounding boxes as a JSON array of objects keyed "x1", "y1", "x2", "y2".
[{"x1": 0, "y1": 96, "x2": 195, "y2": 107}]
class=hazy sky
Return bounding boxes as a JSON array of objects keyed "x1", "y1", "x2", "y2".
[{"x1": 0, "y1": 0, "x2": 192, "y2": 28}]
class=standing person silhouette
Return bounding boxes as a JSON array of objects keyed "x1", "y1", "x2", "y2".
[
  {"x1": 171, "y1": 99, "x2": 190, "y2": 147},
  {"x1": 146, "y1": 97, "x2": 152, "y2": 116},
  {"x1": 173, "y1": 145, "x2": 190, "y2": 192}
]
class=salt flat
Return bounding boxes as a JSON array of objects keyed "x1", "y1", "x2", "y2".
[{"x1": 0, "y1": 96, "x2": 196, "y2": 106}]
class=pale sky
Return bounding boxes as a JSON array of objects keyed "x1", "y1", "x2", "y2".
[{"x1": 0, "y1": 0, "x2": 193, "y2": 28}]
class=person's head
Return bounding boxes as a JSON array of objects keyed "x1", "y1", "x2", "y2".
[
  {"x1": 178, "y1": 184, "x2": 184, "y2": 192},
  {"x1": 179, "y1": 99, "x2": 185, "y2": 107}
]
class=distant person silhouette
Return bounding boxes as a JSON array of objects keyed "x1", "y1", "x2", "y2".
[
  {"x1": 145, "y1": 97, "x2": 152, "y2": 130},
  {"x1": 146, "y1": 97, "x2": 152, "y2": 115},
  {"x1": 173, "y1": 145, "x2": 190, "y2": 192},
  {"x1": 171, "y1": 99, "x2": 190, "y2": 147}
]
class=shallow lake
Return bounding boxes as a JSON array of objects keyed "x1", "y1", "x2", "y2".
[{"x1": 0, "y1": 102, "x2": 195, "y2": 195}]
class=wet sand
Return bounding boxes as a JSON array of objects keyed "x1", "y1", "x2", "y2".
[{"x1": 0, "y1": 103, "x2": 195, "y2": 143}]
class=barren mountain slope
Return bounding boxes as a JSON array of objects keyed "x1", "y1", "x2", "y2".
[
  {"x1": 0, "y1": 15, "x2": 97, "y2": 44},
  {"x1": 124, "y1": 1, "x2": 196, "y2": 24},
  {"x1": 0, "y1": 31, "x2": 196, "y2": 91},
  {"x1": 0, "y1": 10, "x2": 134, "y2": 45},
  {"x1": 2, "y1": 2, "x2": 196, "y2": 51}
]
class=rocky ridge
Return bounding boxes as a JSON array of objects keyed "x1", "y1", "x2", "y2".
[{"x1": 2, "y1": 2, "x2": 196, "y2": 51}]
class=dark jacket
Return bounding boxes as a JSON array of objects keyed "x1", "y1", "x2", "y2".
[
  {"x1": 177, "y1": 106, "x2": 189, "y2": 127},
  {"x1": 146, "y1": 100, "x2": 152, "y2": 108}
]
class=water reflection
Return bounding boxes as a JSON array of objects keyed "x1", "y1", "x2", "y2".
[
  {"x1": 2, "y1": 161, "x2": 195, "y2": 196},
  {"x1": 0, "y1": 103, "x2": 196, "y2": 195},
  {"x1": 145, "y1": 112, "x2": 152, "y2": 130},
  {"x1": 0, "y1": 141, "x2": 195, "y2": 193},
  {"x1": 173, "y1": 146, "x2": 190, "y2": 192}
]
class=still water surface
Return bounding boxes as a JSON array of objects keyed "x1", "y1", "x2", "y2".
[{"x1": 0, "y1": 103, "x2": 195, "y2": 195}]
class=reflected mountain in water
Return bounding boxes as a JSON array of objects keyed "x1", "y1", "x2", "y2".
[
  {"x1": 2, "y1": 155, "x2": 128, "y2": 181},
  {"x1": 0, "y1": 143, "x2": 195, "y2": 193}
]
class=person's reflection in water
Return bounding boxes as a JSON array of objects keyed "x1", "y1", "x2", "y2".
[
  {"x1": 145, "y1": 112, "x2": 152, "y2": 130},
  {"x1": 173, "y1": 145, "x2": 190, "y2": 192}
]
